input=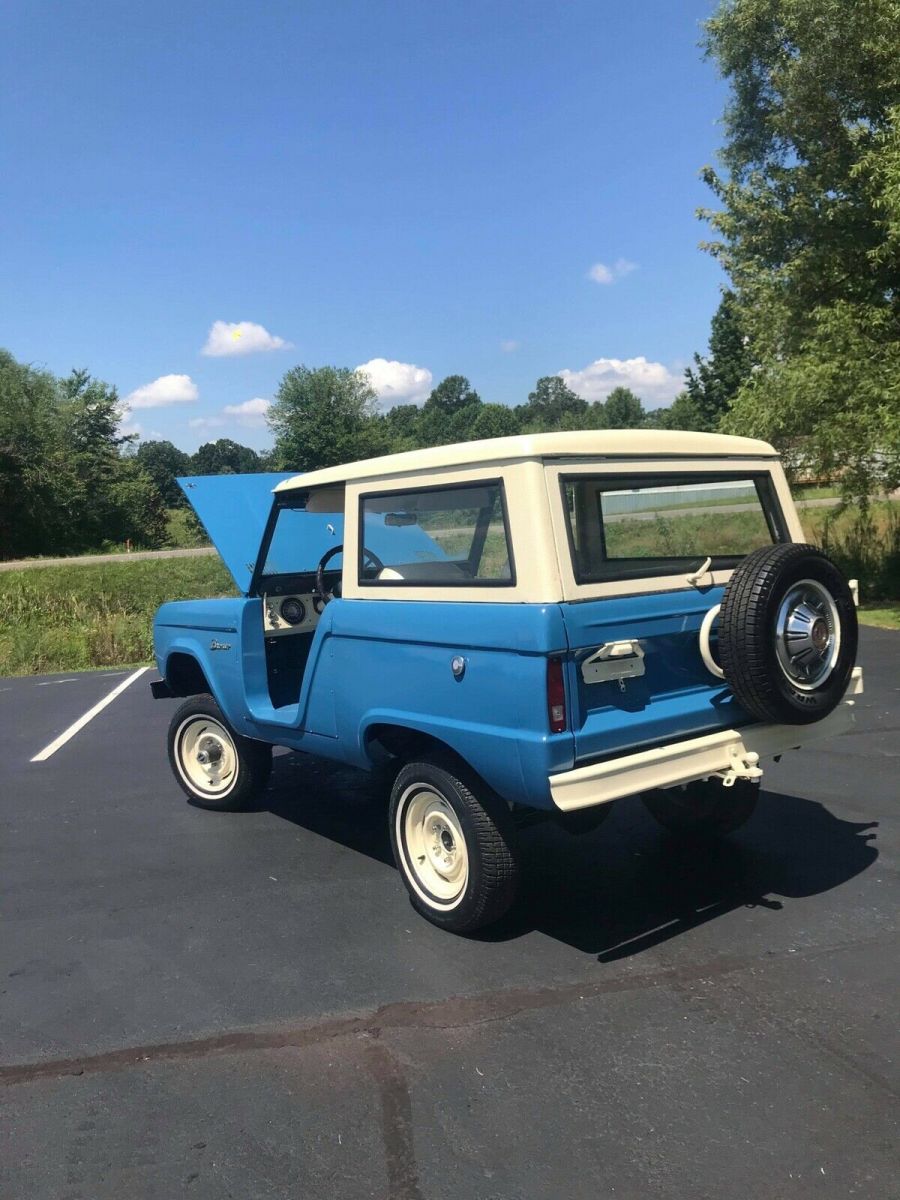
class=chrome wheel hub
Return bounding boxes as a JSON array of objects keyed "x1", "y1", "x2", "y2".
[{"x1": 775, "y1": 579, "x2": 841, "y2": 690}]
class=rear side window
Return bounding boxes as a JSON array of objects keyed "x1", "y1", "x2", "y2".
[
  {"x1": 561, "y1": 473, "x2": 786, "y2": 583},
  {"x1": 359, "y1": 481, "x2": 514, "y2": 587}
]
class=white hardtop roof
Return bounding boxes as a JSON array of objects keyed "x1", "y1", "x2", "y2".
[{"x1": 274, "y1": 429, "x2": 778, "y2": 493}]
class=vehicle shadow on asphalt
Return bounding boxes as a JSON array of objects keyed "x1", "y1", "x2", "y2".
[
  {"x1": 510, "y1": 793, "x2": 878, "y2": 959},
  {"x1": 264, "y1": 754, "x2": 879, "y2": 960}
]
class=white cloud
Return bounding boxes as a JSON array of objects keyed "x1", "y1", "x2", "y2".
[
  {"x1": 201, "y1": 320, "x2": 292, "y2": 357},
  {"x1": 500, "y1": 339, "x2": 520, "y2": 353},
  {"x1": 223, "y1": 397, "x2": 271, "y2": 426},
  {"x1": 188, "y1": 416, "x2": 225, "y2": 430},
  {"x1": 124, "y1": 374, "x2": 199, "y2": 409},
  {"x1": 587, "y1": 258, "x2": 638, "y2": 285},
  {"x1": 587, "y1": 262, "x2": 614, "y2": 284},
  {"x1": 558, "y1": 356, "x2": 681, "y2": 408},
  {"x1": 356, "y1": 357, "x2": 433, "y2": 408}
]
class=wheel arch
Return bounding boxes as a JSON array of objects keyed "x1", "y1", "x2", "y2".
[
  {"x1": 364, "y1": 721, "x2": 472, "y2": 776},
  {"x1": 162, "y1": 650, "x2": 212, "y2": 698}
]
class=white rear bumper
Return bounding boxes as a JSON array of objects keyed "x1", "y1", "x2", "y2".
[{"x1": 549, "y1": 668, "x2": 863, "y2": 812}]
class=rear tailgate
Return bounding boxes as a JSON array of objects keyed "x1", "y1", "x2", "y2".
[{"x1": 561, "y1": 587, "x2": 749, "y2": 762}]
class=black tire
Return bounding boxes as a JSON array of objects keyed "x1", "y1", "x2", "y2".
[
  {"x1": 389, "y1": 755, "x2": 519, "y2": 934},
  {"x1": 643, "y1": 778, "x2": 759, "y2": 838},
  {"x1": 168, "y1": 694, "x2": 272, "y2": 812},
  {"x1": 718, "y1": 542, "x2": 857, "y2": 725}
]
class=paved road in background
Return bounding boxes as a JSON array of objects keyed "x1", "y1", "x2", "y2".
[
  {"x1": 0, "y1": 546, "x2": 218, "y2": 572},
  {"x1": 2, "y1": 630, "x2": 898, "y2": 1198}
]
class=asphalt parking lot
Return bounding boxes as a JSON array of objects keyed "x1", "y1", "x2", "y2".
[{"x1": 2, "y1": 629, "x2": 898, "y2": 1199}]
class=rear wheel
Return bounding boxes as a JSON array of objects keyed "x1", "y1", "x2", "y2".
[
  {"x1": 389, "y1": 756, "x2": 519, "y2": 933},
  {"x1": 642, "y1": 777, "x2": 759, "y2": 838},
  {"x1": 168, "y1": 694, "x2": 272, "y2": 811}
]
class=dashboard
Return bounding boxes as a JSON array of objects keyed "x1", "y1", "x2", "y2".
[{"x1": 263, "y1": 592, "x2": 325, "y2": 636}]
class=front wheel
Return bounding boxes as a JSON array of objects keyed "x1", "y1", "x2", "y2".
[
  {"x1": 642, "y1": 777, "x2": 759, "y2": 838},
  {"x1": 389, "y1": 756, "x2": 519, "y2": 934},
  {"x1": 168, "y1": 694, "x2": 272, "y2": 811}
]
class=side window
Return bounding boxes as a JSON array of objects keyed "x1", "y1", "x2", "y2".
[{"x1": 359, "y1": 481, "x2": 514, "y2": 586}]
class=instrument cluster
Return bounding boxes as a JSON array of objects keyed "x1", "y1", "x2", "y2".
[{"x1": 263, "y1": 593, "x2": 324, "y2": 636}]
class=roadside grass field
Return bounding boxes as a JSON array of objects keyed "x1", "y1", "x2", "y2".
[
  {"x1": 857, "y1": 602, "x2": 900, "y2": 630},
  {"x1": 0, "y1": 558, "x2": 236, "y2": 676}
]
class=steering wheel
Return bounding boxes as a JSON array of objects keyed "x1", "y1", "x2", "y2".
[{"x1": 314, "y1": 543, "x2": 385, "y2": 604}]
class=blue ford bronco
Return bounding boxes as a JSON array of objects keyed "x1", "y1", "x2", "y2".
[{"x1": 152, "y1": 431, "x2": 862, "y2": 932}]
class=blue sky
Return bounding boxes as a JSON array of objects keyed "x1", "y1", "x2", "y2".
[{"x1": 1, "y1": 0, "x2": 728, "y2": 451}]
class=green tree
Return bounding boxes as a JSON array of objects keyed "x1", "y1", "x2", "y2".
[
  {"x1": 103, "y1": 459, "x2": 169, "y2": 548},
  {"x1": 644, "y1": 391, "x2": 707, "y2": 431},
  {"x1": 0, "y1": 350, "x2": 75, "y2": 556},
  {"x1": 420, "y1": 375, "x2": 482, "y2": 445},
  {"x1": 0, "y1": 353, "x2": 168, "y2": 557},
  {"x1": 58, "y1": 370, "x2": 131, "y2": 549},
  {"x1": 191, "y1": 438, "x2": 262, "y2": 476},
  {"x1": 135, "y1": 440, "x2": 192, "y2": 507},
  {"x1": 518, "y1": 376, "x2": 587, "y2": 431},
  {"x1": 267, "y1": 365, "x2": 380, "y2": 471},
  {"x1": 382, "y1": 403, "x2": 422, "y2": 451},
  {"x1": 701, "y1": 0, "x2": 900, "y2": 500},
  {"x1": 684, "y1": 290, "x2": 752, "y2": 429},
  {"x1": 468, "y1": 403, "x2": 520, "y2": 440},
  {"x1": 601, "y1": 387, "x2": 645, "y2": 429}
]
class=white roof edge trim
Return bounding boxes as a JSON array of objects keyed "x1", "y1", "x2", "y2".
[{"x1": 273, "y1": 430, "x2": 779, "y2": 493}]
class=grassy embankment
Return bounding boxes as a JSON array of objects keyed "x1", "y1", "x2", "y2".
[
  {"x1": 0, "y1": 558, "x2": 236, "y2": 675},
  {"x1": 0, "y1": 500, "x2": 896, "y2": 676}
]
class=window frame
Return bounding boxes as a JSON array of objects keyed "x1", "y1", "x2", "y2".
[
  {"x1": 558, "y1": 469, "x2": 789, "y2": 585},
  {"x1": 357, "y1": 477, "x2": 517, "y2": 589}
]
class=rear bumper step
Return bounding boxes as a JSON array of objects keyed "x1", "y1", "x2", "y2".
[{"x1": 549, "y1": 670, "x2": 863, "y2": 812}]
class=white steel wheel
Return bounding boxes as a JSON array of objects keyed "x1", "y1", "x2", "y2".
[
  {"x1": 397, "y1": 784, "x2": 470, "y2": 910},
  {"x1": 166, "y1": 694, "x2": 271, "y2": 812},
  {"x1": 175, "y1": 715, "x2": 239, "y2": 799},
  {"x1": 389, "y1": 756, "x2": 519, "y2": 934}
]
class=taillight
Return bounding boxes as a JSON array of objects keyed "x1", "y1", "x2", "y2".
[{"x1": 547, "y1": 657, "x2": 567, "y2": 733}]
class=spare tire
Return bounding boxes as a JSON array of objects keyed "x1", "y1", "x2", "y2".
[{"x1": 718, "y1": 542, "x2": 857, "y2": 726}]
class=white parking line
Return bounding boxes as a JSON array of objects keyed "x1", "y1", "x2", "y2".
[{"x1": 30, "y1": 668, "x2": 149, "y2": 763}]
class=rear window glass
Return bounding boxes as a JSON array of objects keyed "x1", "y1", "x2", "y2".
[
  {"x1": 561, "y1": 474, "x2": 786, "y2": 583},
  {"x1": 360, "y1": 481, "x2": 513, "y2": 586}
]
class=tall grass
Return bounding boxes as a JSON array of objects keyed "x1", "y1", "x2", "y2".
[
  {"x1": 0, "y1": 558, "x2": 236, "y2": 676},
  {"x1": 811, "y1": 504, "x2": 900, "y2": 601}
]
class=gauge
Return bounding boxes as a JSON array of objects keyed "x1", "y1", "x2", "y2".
[{"x1": 279, "y1": 597, "x2": 306, "y2": 626}]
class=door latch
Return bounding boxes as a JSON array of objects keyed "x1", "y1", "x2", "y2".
[{"x1": 581, "y1": 640, "x2": 645, "y2": 685}]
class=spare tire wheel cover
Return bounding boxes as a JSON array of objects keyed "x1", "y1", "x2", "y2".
[{"x1": 718, "y1": 543, "x2": 858, "y2": 726}]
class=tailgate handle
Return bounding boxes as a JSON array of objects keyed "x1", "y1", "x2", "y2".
[{"x1": 581, "y1": 640, "x2": 645, "y2": 685}]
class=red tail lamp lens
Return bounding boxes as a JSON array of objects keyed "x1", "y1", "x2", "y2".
[{"x1": 547, "y1": 657, "x2": 567, "y2": 733}]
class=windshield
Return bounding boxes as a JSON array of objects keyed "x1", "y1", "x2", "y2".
[
  {"x1": 260, "y1": 506, "x2": 344, "y2": 576},
  {"x1": 561, "y1": 473, "x2": 786, "y2": 583}
]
